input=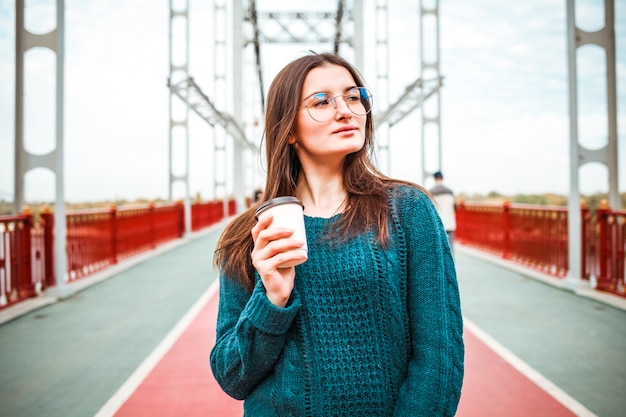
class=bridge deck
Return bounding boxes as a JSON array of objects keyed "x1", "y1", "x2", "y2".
[{"x1": 0, "y1": 221, "x2": 624, "y2": 417}]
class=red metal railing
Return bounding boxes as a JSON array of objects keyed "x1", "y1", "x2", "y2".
[
  {"x1": 0, "y1": 199, "x2": 234, "y2": 309},
  {"x1": 0, "y1": 214, "x2": 37, "y2": 308},
  {"x1": 66, "y1": 207, "x2": 118, "y2": 281},
  {"x1": 66, "y1": 202, "x2": 186, "y2": 281},
  {"x1": 454, "y1": 202, "x2": 505, "y2": 256},
  {"x1": 506, "y1": 204, "x2": 569, "y2": 277},
  {"x1": 3, "y1": 198, "x2": 624, "y2": 308},
  {"x1": 192, "y1": 201, "x2": 226, "y2": 231},
  {"x1": 593, "y1": 206, "x2": 626, "y2": 295},
  {"x1": 456, "y1": 201, "x2": 625, "y2": 298}
]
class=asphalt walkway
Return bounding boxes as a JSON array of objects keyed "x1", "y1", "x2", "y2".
[{"x1": 0, "y1": 221, "x2": 624, "y2": 417}]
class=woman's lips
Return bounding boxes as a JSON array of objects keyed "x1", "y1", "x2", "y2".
[{"x1": 333, "y1": 125, "x2": 357, "y2": 134}]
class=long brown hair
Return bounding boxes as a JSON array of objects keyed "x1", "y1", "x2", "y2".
[{"x1": 214, "y1": 52, "x2": 421, "y2": 290}]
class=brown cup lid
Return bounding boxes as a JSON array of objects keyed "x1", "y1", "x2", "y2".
[{"x1": 255, "y1": 196, "x2": 304, "y2": 218}]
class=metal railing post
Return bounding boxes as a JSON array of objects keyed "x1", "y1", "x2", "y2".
[
  {"x1": 503, "y1": 201, "x2": 511, "y2": 259},
  {"x1": 41, "y1": 208, "x2": 56, "y2": 287},
  {"x1": 17, "y1": 207, "x2": 36, "y2": 298},
  {"x1": 110, "y1": 205, "x2": 118, "y2": 264}
]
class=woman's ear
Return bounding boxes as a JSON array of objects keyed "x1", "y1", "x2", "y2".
[{"x1": 288, "y1": 135, "x2": 297, "y2": 145}]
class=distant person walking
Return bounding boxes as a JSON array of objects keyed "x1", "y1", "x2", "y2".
[{"x1": 430, "y1": 171, "x2": 456, "y2": 252}]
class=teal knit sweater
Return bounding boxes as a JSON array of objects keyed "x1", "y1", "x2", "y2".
[{"x1": 210, "y1": 185, "x2": 464, "y2": 416}]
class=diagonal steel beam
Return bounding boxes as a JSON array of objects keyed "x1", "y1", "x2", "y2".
[
  {"x1": 256, "y1": 11, "x2": 339, "y2": 43},
  {"x1": 375, "y1": 76, "x2": 442, "y2": 127},
  {"x1": 168, "y1": 76, "x2": 256, "y2": 151}
]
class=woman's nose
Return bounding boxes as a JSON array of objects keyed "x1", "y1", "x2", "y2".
[{"x1": 334, "y1": 96, "x2": 352, "y2": 118}]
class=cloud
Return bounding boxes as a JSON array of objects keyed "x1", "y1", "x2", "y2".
[
  {"x1": 1, "y1": 0, "x2": 625, "y2": 205},
  {"x1": 431, "y1": 0, "x2": 626, "y2": 196}
]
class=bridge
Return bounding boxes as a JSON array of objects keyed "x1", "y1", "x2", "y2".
[
  {"x1": 1, "y1": 1, "x2": 625, "y2": 416},
  {"x1": 0, "y1": 218, "x2": 624, "y2": 416}
]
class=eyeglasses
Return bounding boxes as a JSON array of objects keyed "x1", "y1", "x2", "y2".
[{"x1": 301, "y1": 87, "x2": 373, "y2": 122}]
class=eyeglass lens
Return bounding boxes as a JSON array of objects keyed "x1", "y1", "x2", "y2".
[{"x1": 305, "y1": 87, "x2": 373, "y2": 122}]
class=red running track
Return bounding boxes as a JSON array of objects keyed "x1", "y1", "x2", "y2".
[{"x1": 110, "y1": 287, "x2": 581, "y2": 417}]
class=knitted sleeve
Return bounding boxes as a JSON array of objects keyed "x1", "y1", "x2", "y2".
[
  {"x1": 209, "y1": 273, "x2": 301, "y2": 400},
  {"x1": 391, "y1": 185, "x2": 464, "y2": 416}
]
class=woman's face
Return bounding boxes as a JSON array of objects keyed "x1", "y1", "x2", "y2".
[{"x1": 291, "y1": 64, "x2": 367, "y2": 164}]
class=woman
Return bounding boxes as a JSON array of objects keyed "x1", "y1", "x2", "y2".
[{"x1": 210, "y1": 52, "x2": 464, "y2": 416}]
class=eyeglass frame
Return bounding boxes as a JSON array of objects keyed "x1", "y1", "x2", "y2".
[{"x1": 299, "y1": 87, "x2": 373, "y2": 123}]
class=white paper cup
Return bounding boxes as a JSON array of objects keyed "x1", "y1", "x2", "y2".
[{"x1": 255, "y1": 196, "x2": 308, "y2": 268}]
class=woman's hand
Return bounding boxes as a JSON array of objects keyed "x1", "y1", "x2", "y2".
[{"x1": 251, "y1": 214, "x2": 306, "y2": 307}]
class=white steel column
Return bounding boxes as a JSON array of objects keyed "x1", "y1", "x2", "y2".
[
  {"x1": 374, "y1": 0, "x2": 390, "y2": 174},
  {"x1": 168, "y1": 0, "x2": 191, "y2": 234},
  {"x1": 352, "y1": 0, "x2": 364, "y2": 74},
  {"x1": 232, "y1": 0, "x2": 246, "y2": 212},
  {"x1": 565, "y1": 0, "x2": 582, "y2": 285},
  {"x1": 420, "y1": 0, "x2": 442, "y2": 183},
  {"x1": 15, "y1": 0, "x2": 69, "y2": 295},
  {"x1": 213, "y1": 0, "x2": 229, "y2": 217},
  {"x1": 565, "y1": 0, "x2": 618, "y2": 285}
]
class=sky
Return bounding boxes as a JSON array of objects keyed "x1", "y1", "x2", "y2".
[{"x1": 0, "y1": 0, "x2": 625, "y2": 205}]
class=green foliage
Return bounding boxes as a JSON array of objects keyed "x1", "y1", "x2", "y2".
[
  {"x1": 457, "y1": 191, "x2": 624, "y2": 212},
  {"x1": 513, "y1": 194, "x2": 548, "y2": 205},
  {"x1": 0, "y1": 201, "x2": 12, "y2": 215},
  {"x1": 581, "y1": 193, "x2": 608, "y2": 212},
  {"x1": 0, "y1": 198, "x2": 170, "y2": 217},
  {"x1": 1, "y1": 192, "x2": 625, "y2": 218}
]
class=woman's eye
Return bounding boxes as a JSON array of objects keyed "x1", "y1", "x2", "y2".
[{"x1": 312, "y1": 96, "x2": 331, "y2": 107}]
